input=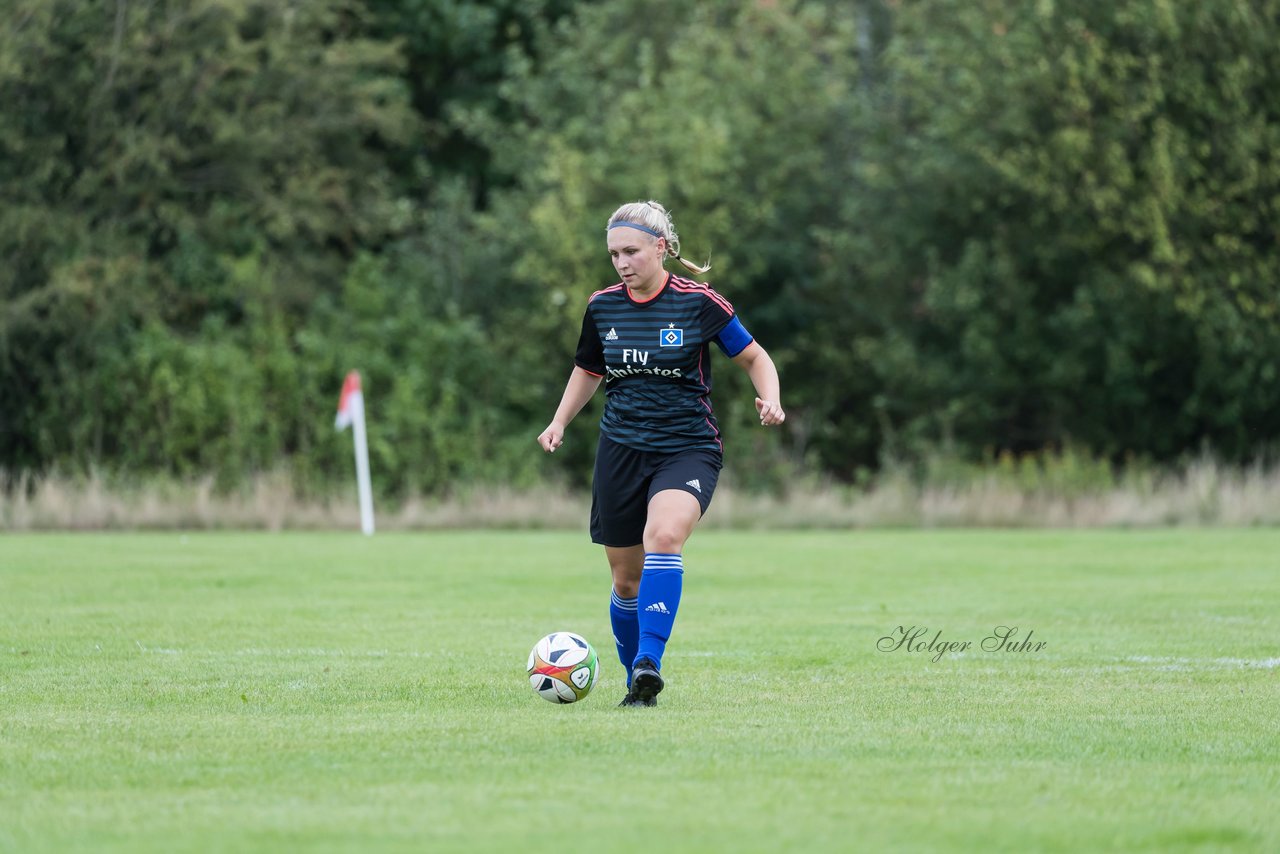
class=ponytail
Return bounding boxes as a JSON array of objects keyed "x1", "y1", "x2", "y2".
[{"x1": 674, "y1": 254, "x2": 711, "y2": 275}]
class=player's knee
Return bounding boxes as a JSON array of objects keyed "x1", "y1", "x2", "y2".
[
  {"x1": 643, "y1": 524, "x2": 687, "y2": 554},
  {"x1": 607, "y1": 553, "x2": 642, "y2": 594},
  {"x1": 612, "y1": 579, "x2": 639, "y2": 598}
]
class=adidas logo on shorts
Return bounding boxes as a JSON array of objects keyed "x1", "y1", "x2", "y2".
[{"x1": 685, "y1": 479, "x2": 701, "y2": 493}]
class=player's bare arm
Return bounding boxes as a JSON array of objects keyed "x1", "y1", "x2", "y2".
[
  {"x1": 538, "y1": 367, "x2": 603, "y2": 452},
  {"x1": 731, "y1": 341, "x2": 785, "y2": 427}
]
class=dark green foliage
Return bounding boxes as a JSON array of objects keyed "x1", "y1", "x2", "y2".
[
  {"x1": 828, "y1": 0, "x2": 1280, "y2": 467},
  {"x1": 362, "y1": 0, "x2": 581, "y2": 195},
  {"x1": 1, "y1": 0, "x2": 420, "y2": 481},
  {"x1": 3, "y1": 0, "x2": 1279, "y2": 497}
]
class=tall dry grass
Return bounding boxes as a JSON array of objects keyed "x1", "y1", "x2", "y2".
[
  {"x1": 4, "y1": 455, "x2": 1280, "y2": 531},
  {"x1": 0, "y1": 471, "x2": 586, "y2": 532}
]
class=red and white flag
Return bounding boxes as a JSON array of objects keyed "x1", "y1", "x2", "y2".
[
  {"x1": 335, "y1": 371, "x2": 363, "y2": 430},
  {"x1": 335, "y1": 370, "x2": 374, "y2": 535}
]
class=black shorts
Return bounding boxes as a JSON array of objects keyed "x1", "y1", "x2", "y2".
[{"x1": 589, "y1": 434, "x2": 723, "y2": 547}]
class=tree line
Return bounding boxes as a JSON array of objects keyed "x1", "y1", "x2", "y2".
[{"x1": 3, "y1": 0, "x2": 1278, "y2": 497}]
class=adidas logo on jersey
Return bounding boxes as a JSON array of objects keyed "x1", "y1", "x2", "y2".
[
  {"x1": 605, "y1": 327, "x2": 618, "y2": 341},
  {"x1": 685, "y1": 479, "x2": 702, "y2": 493},
  {"x1": 644, "y1": 602, "x2": 671, "y2": 614}
]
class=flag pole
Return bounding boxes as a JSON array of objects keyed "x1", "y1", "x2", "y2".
[
  {"x1": 351, "y1": 391, "x2": 375, "y2": 536},
  {"x1": 336, "y1": 371, "x2": 375, "y2": 536}
]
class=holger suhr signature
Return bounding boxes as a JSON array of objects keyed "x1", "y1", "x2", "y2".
[{"x1": 877, "y1": 625, "x2": 1047, "y2": 662}]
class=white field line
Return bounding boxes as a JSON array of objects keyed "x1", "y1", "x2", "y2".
[
  {"x1": 978, "y1": 655, "x2": 1280, "y2": 672},
  {"x1": 132, "y1": 642, "x2": 433, "y2": 658},
  {"x1": 15, "y1": 646, "x2": 1276, "y2": 670},
  {"x1": 1119, "y1": 655, "x2": 1280, "y2": 671}
]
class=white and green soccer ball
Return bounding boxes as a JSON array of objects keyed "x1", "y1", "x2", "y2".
[{"x1": 527, "y1": 632, "x2": 599, "y2": 704}]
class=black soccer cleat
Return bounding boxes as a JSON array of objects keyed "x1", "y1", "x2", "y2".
[
  {"x1": 618, "y1": 691, "x2": 657, "y2": 708},
  {"x1": 630, "y1": 658, "x2": 664, "y2": 704}
]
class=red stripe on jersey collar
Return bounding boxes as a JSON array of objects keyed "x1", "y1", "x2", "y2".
[{"x1": 624, "y1": 272, "x2": 670, "y2": 305}]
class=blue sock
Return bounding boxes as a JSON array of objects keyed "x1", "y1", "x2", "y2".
[
  {"x1": 609, "y1": 590, "x2": 639, "y2": 688},
  {"x1": 634, "y1": 553, "x2": 683, "y2": 671}
]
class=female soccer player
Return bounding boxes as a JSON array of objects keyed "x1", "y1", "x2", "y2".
[{"x1": 537, "y1": 200, "x2": 785, "y2": 707}]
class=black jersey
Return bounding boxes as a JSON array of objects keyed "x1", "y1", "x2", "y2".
[{"x1": 574, "y1": 273, "x2": 737, "y2": 454}]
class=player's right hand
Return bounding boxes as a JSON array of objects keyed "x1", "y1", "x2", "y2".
[{"x1": 537, "y1": 423, "x2": 564, "y2": 453}]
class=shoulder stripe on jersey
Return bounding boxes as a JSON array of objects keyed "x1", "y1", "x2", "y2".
[
  {"x1": 668, "y1": 275, "x2": 734, "y2": 315},
  {"x1": 589, "y1": 283, "x2": 625, "y2": 302}
]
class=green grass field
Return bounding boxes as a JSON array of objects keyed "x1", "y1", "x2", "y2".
[{"x1": 2, "y1": 530, "x2": 1278, "y2": 853}]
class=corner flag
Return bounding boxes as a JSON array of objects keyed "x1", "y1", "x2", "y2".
[{"x1": 336, "y1": 371, "x2": 375, "y2": 535}]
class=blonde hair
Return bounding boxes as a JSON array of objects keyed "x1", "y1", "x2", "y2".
[{"x1": 606, "y1": 200, "x2": 710, "y2": 276}]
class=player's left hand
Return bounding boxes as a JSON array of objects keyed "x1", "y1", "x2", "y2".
[
  {"x1": 537, "y1": 422, "x2": 565, "y2": 452},
  {"x1": 755, "y1": 398, "x2": 785, "y2": 427}
]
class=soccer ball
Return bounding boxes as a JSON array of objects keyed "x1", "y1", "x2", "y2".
[{"x1": 527, "y1": 632, "x2": 599, "y2": 704}]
